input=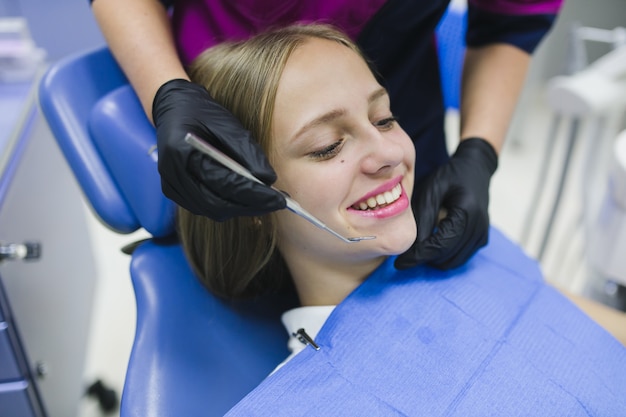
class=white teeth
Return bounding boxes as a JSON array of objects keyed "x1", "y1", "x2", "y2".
[{"x1": 353, "y1": 184, "x2": 402, "y2": 211}]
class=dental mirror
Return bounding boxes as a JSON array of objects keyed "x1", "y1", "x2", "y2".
[{"x1": 184, "y1": 133, "x2": 376, "y2": 243}]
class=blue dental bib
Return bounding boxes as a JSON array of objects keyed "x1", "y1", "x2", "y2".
[{"x1": 227, "y1": 228, "x2": 626, "y2": 416}]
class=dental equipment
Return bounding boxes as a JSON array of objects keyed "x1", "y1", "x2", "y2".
[
  {"x1": 184, "y1": 133, "x2": 376, "y2": 243},
  {"x1": 588, "y1": 129, "x2": 626, "y2": 288},
  {"x1": 521, "y1": 27, "x2": 626, "y2": 263}
]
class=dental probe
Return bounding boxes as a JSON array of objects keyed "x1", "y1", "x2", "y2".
[{"x1": 184, "y1": 133, "x2": 376, "y2": 243}]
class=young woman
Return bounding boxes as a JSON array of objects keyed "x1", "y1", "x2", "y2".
[
  {"x1": 178, "y1": 24, "x2": 418, "y2": 304},
  {"x1": 177, "y1": 24, "x2": 626, "y2": 415}
]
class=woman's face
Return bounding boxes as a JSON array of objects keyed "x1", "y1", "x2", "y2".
[{"x1": 271, "y1": 37, "x2": 417, "y2": 265}]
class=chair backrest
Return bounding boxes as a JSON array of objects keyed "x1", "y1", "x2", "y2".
[
  {"x1": 38, "y1": 47, "x2": 292, "y2": 416},
  {"x1": 435, "y1": 3, "x2": 467, "y2": 111},
  {"x1": 38, "y1": 47, "x2": 175, "y2": 237}
]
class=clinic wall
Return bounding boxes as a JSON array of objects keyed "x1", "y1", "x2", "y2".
[{"x1": 15, "y1": 0, "x2": 104, "y2": 62}]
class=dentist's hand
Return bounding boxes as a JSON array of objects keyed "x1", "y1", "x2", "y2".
[
  {"x1": 395, "y1": 138, "x2": 498, "y2": 270},
  {"x1": 153, "y1": 79, "x2": 286, "y2": 220}
]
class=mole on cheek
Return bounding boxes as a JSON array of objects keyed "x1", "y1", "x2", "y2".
[{"x1": 341, "y1": 160, "x2": 345, "y2": 163}]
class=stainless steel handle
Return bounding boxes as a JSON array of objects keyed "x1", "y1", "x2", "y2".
[{"x1": 0, "y1": 241, "x2": 41, "y2": 262}]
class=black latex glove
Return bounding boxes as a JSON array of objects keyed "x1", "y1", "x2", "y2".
[
  {"x1": 153, "y1": 79, "x2": 286, "y2": 220},
  {"x1": 395, "y1": 138, "x2": 498, "y2": 270}
]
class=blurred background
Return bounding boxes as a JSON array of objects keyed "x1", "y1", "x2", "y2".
[{"x1": 0, "y1": 0, "x2": 624, "y2": 415}]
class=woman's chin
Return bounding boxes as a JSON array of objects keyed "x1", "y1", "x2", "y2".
[
  {"x1": 393, "y1": 218, "x2": 417, "y2": 254},
  {"x1": 373, "y1": 228, "x2": 417, "y2": 256}
]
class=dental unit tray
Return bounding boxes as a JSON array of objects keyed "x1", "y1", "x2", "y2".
[{"x1": 184, "y1": 133, "x2": 375, "y2": 243}]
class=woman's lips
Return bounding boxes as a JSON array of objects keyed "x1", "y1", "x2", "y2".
[
  {"x1": 347, "y1": 182, "x2": 410, "y2": 219},
  {"x1": 350, "y1": 176, "x2": 403, "y2": 208},
  {"x1": 351, "y1": 183, "x2": 402, "y2": 211}
]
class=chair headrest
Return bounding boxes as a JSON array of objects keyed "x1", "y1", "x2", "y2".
[{"x1": 88, "y1": 85, "x2": 176, "y2": 237}]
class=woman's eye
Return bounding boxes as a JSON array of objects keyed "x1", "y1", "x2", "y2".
[
  {"x1": 308, "y1": 139, "x2": 344, "y2": 160},
  {"x1": 375, "y1": 116, "x2": 398, "y2": 131}
]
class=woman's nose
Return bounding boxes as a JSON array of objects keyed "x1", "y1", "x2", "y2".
[{"x1": 359, "y1": 126, "x2": 405, "y2": 175}]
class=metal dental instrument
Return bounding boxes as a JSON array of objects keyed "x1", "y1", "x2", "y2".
[{"x1": 184, "y1": 133, "x2": 376, "y2": 243}]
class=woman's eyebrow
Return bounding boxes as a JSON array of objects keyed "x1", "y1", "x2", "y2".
[
  {"x1": 293, "y1": 108, "x2": 346, "y2": 140},
  {"x1": 292, "y1": 87, "x2": 389, "y2": 141},
  {"x1": 369, "y1": 87, "x2": 389, "y2": 104}
]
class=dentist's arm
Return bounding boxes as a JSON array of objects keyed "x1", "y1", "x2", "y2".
[
  {"x1": 396, "y1": 44, "x2": 529, "y2": 269},
  {"x1": 460, "y1": 44, "x2": 530, "y2": 154},
  {"x1": 91, "y1": 0, "x2": 285, "y2": 218},
  {"x1": 395, "y1": 1, "x2": 562, "y2": 270},
  {"x1": 92, "y1": 0, "x2": 187, "y2": 120}
]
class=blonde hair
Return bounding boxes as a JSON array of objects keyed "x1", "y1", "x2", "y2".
[{"x1": 177, "y1": 24, "x2": 363, "y2": 299}]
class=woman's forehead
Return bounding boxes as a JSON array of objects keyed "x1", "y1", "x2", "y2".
[
  {"x1": 277, "y1": 38, "x2": 380, "y2": 109},
  {"x1": 292, "y1": 39, "x2": 360, "y2": 76},
  {"x1": 270, "y1": 38, "x2": 385, "y2": 146}
]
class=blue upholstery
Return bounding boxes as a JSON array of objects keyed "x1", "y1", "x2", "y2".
[
  {"x1": 39, "y1": 47, "x2": 176, "y2": 237},
  {"x1": 37, "y1": 47, "x2": 292, "y2": 416},
  {"x1": 126, "y1": 239, "x2": 292, "y2": 417},
  {"x1": 89, "y1": 85, "x2": 176, "y2": 237},
  {"x1": 435, "y1": 4, "x2": 467, "y2": 110},
  {"x1": 38, "y1": 47, "x2": 138, "y2": 234}
]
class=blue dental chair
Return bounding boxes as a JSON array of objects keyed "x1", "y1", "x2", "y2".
[
  {"x1": 37, "y1": 6, "x2": 466, "y2": 416},
  {"x1": 38, "y1": 48, "x2": 294, "y2": 417},
  {"x1": 435, "y1": 3, "x2": 467, "y2": 111}
]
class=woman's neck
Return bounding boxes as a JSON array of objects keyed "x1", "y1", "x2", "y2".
[{"x1": 284, "y1": 255, "x2": 386, "y2": 306}]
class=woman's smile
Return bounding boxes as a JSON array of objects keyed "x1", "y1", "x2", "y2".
[
  {"x1": 347, "y1": 176, "x2": 410, "y2": 219},
  {"x1": 348, "y1": 184, "x2": 409, "y2": 219}
]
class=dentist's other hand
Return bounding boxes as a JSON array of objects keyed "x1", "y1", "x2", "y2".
[
  {"x1": 153, "y1": 79, "x2": 286, "y2": 220},
  {"x1": 395, "y1": 138, "x2": 498, "y2": 270}
]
